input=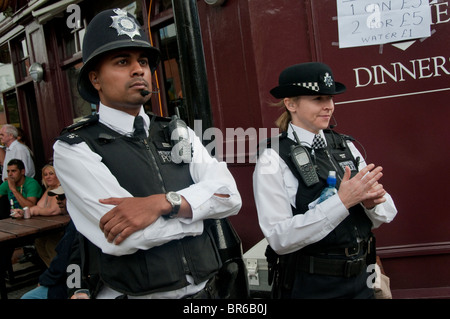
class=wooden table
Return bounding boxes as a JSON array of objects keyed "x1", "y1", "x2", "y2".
[{"x1": 0, "y1": 214, "x2": 71, "y2": 299}]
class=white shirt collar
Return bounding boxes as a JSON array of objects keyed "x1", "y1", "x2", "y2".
[
  {"x1": 6, "y1": 139, "x2": 19, "y2": 151},
  {"x1": 287, "y1": 123, "x2": 326, "y2": 148},
  {"x1": 97, "y1": 102, "x2": 150, "y2": 136}
]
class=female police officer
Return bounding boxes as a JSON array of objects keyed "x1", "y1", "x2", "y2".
[
  {"x1": 53, "y1": 8, "x2": 242, "y2": 299},
  {"x1": 253, "y1": 62, "x2": 397, "y2": 298}
]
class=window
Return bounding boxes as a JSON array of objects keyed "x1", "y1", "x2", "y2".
[
  {"x1": 0, "y1": 43, "x2": 15, "y2": 93},
  {"x1": 63, "y1": 19, "x2": 86, "y2": 59},
  {"x1": 0, "y1": 43, "x2": 16, "y2": 124},
  {"x1": 10, "y1": 35, "x2": 30, "y2": 82},
  {"x1": 158, "y1": 23, "x2": 183, "y2": 117},
  {"x1": 64, "y1": 62, "x2": 96, "y2": 122},
  {"x1": 4, "y1": 89, "x2": 19, "y2": 125},
  {"x1": 149, "y1": 0, "x2": 187, "y2": 119}
]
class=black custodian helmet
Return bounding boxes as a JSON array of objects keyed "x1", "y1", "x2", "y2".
[{"x1": 77, "y1": 8, "x2": 161, "y2": 104}]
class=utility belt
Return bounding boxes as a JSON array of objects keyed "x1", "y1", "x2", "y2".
[
  {"x1": 297, "y1": 239, "x2": 371, "y2": 278},
  {"x1": 266, "y1": 236, "x2": 376, "y2": 298},
  {"x1": 314, "y1": 237, "x2": 370, "y2": 257},
  {"x1": 113, "y1": 276, "x2": 219, "y2": 299},
  {"x1": 297, "y1": 254, "x2": 367, "y2": 278}
]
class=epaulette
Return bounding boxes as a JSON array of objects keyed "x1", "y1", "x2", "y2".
[
  {"x1": 147, "y1": 112, "x2": 171, "y2": 122},
  {"x1": 56, "y1": 114, "x2": 99, "y2": 145},
  {"x1": 341, "y1": 134, "x2": 355, "y2": 142},
  {"x1": 63, "y1": 114, "x2": 99, "y2": 133}
]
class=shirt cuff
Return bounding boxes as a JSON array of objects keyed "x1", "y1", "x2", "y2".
[{"x1": 316, "y1": 194, "x2": 349, "y2": 227}]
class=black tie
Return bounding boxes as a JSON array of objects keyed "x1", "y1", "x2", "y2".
[
  {"x1": 312, "y1": 134, "x2": 326, "y2": 149},
  {"x1": 133, "y1": 116, "x2": 146, "y2": 139}
]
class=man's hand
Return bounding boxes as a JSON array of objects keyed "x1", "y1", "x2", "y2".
[
  {"x1": 338, "y1": 164, "x2": 386, "y2": 210},
  {"x1": 10, "y1": 208, "x2": 24, "y2": 219},
  {"x1": 6, "y1": 177, "x2": 17, "y2": 190},
  {"x1": 99, "y1": 194, "x2": 169, "y2": 245}
]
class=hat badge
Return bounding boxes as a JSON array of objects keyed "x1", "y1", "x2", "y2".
[
  {"x1": 323, "y1": 72, "x2": 334, "y2": 87},
  {"x1": 110, "y1": 8, "x2": 140, "y2": 41}
]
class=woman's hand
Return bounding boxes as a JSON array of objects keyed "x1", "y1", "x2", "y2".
[{"x1": 338, "y1": 164, "x2": 386, "y2": 210}]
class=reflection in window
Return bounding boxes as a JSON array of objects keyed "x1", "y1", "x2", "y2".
[
  {"x1": 66, "y1": 62, "x2": 96, "y2": 122},
  {"x1": 0, "y1": 44, "x2": 15, "y2": 93},
  {"x1": 61, "y1": 17, "x2": 86, "y2": 59},
  {"x1": 0, "y1": 44, "x2": 16, "y2": 122},
  {"x1": 158, "y1": 23, "x2": 183, "y2": 117}
]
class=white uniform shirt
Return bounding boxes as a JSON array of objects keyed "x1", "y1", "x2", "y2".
[
  {"x1": 3, "y1": 140, "x2": 35, "y2": 180},
  {"x1": 253, "y1": 123, "x2": 397, "y2": 256},
  {"x1": 53, "y1": 103, "x2": 242, "y2": 298}
]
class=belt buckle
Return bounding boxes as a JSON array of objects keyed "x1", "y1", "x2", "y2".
[
  {"x1": 344, "y1": 257, "x2": 364, "y2": 278},
  {"x1": 344, "y1": 243, "x2": 361, "y2": 257},
  {"x1": 345, "y1": 244, "x2": 360, "y2": 257}
]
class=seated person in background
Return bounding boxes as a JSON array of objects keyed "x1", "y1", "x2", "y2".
[
  {"x1": 0, "y1": 159, "x2": 42, "y2": 276},
  {"x1": 0, "y1": 159, "x2": 42, "y2": 214},
  {"x1": 21, "y1": 186, "x2": 77, "y2": 299},
  {"x1": 29, "y1": 164, "x2": 65, "y2": 267},
  {"x1": 29, "y1": 164, "x2": 62, "y2": 217}
]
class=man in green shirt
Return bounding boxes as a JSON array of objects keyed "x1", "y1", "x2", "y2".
[{"x1": 0, "y1": 158, "x2": 42, "y2": 215}]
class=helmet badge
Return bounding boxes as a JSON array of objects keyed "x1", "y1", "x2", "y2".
[
  {"x1": 110, "y1": 8, "x2": 140, "y2": 41},
  {"x1": 323, "y1": 72, "x2": 334, "y2": 88}
]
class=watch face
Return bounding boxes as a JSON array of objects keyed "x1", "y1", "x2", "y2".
[{"x1": 168, "y1": 192, "x2": 181, "y2": 205}]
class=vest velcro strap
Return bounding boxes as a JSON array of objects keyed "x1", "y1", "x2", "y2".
[{"x1": 297, "y1": 255, "x2": 366, "y2": 278}]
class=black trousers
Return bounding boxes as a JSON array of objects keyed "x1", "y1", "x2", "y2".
[{"x1": 282, "y1": 268, "x2": 375, "y2": 299}]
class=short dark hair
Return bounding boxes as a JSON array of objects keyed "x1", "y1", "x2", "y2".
[{"x1": 7, "y1": 159, "x2": 25, "y2": 171}]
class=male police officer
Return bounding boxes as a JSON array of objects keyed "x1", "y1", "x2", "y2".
[{"x1": 53, "y1": 8, "x2": 242, "y2": 299}]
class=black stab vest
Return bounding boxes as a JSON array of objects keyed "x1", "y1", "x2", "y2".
[
  {"x1": 270, "y1": 130, "x2": 373, "y2": 254},
  {"x1": 57, "y1": 115, "x2": 221, "y2": 295}
]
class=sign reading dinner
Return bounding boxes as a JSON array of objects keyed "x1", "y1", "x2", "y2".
[{"x1": 336, "y1": 0, "x2": 432, "y2": 48}]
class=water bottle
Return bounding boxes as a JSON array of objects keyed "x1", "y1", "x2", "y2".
[{"x1": 318, "y1": 171, "x2": 337, "y2": 203}]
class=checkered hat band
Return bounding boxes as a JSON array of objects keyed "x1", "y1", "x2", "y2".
[{"x1": 293, "y1": 82, "x2": 319, "y2": 92}]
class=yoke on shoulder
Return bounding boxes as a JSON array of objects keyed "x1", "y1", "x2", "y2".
[
  {"x1": 56, "y1": 114, "x2": 99, "y2": 145},
  {"x1": 148, "y1": 112, "x2": 172, "y2": 128},
  {"x1": 256, "y1": 132, "x2": 290, "y2": 157}
]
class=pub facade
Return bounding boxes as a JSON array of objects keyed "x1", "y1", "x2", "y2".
[{"x1": 1, "y1": 0, "x2": 449, "y2": 298}]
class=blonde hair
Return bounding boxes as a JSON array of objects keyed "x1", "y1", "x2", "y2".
[
  {"x1": 272, "y1": 97, "x2": 300, "y2": 132},
  {"x1": 41, "y1": 164, "x2": 59, "y2": 189}
]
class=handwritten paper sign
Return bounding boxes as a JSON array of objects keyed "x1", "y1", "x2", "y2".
[{"x1": 336, "y1": 0, "x2": 432, "y2": 48}]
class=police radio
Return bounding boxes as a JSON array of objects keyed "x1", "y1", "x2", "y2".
[
  {"x1": 168, "y1": 114, "x2": 192, "y2": 164},
  {"x1": 290, "y1": 131, "x2": 319, "y2": 187}
]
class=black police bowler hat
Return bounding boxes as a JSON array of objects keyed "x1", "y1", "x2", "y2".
[
  {"x1": 77, "y1": 8, "x2": 161, "y2": 104},
  {"x1": 270, "y1": 62, "x2": 346, "y2": 99}
]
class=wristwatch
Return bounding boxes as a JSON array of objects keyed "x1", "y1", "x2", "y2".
[{"x1": 164, "y1": 191, "x2": 182, "y2": 219}]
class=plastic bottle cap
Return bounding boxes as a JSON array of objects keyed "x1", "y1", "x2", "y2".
[{"x1": 327, "y1": 171, "x2": 337, "y2": 186}]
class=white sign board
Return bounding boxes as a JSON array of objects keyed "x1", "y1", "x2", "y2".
[{"x1": 336, "y1": 0, "x2": 432, "y2": 48}]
